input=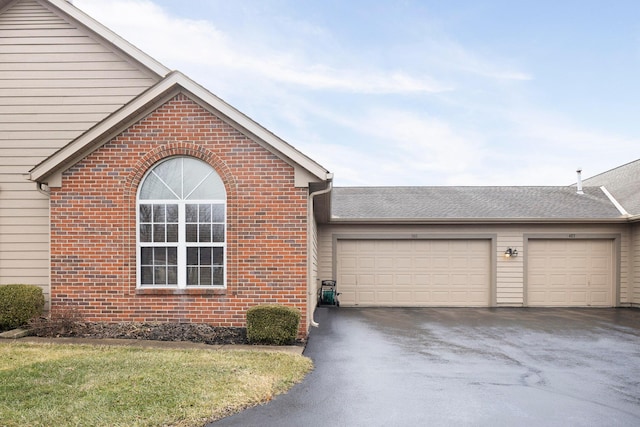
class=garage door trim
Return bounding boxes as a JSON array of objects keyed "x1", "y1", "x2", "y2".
[
  {"x1": 524, "y1": 233, "x2": 621, "y2": 307},
  {"x1": 332, "y1": 233, "x2": 497, "y2": 307}
]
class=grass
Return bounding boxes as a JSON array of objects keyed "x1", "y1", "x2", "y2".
[{"x1": 0, "y1": 342, "x2": 312, "y2": 427}]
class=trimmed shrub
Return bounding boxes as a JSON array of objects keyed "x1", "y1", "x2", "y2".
[
  {"x1": 0, "y1": 285, "x2": 45, "y2": 331},
  {"x1": 246, "y1": 304, "x2": 300, "y2": 345}
]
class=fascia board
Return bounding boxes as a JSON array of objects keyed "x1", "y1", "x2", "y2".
[
  {"x1": 31, "y1": 72, "x2": 330, "y2": 183},
  {"x1": 45, "y1": 0, "x2": 170, "y2": 77}
]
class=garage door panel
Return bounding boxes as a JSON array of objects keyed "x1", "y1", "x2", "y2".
[
  {"x1": 378, "y1": 274, "x2": 393, "y2": 285},
  {"x1": 591, "y1": 291, "x2": 608, "y2": 304},
  {"x1": 359, "y1": 257, "x2": 375, "y2": 269},
  {"x1": 415, "y1": 257, "x2": 430, "y2": 268},
  {"x1": 377, "y1": 257, "x2": 394, "y2": 269},
  {"x1": 337, "y1": 239, "x2": 491, "y2": 306},
  {"x1": 527, "y1": 239, "x2": 614, "y2": 307}
]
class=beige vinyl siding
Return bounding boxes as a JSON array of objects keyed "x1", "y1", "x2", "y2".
[
  {"x1": 0, "y1": 0, "x2": 160, "y2": 298},
  {"x1": 319, "y1": 223, "x2": 631, "y2": 307}
]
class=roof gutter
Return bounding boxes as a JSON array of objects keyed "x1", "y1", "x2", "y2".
[{"x1": 329, "y1": 216, "x2": 632, "y2": 225}]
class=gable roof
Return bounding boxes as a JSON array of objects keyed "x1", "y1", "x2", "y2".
[
  {"x1": 582, "y1": 158, "x2": 640, "y2": 216},
  {"x1": 12, "y1": 0, "x2": 329, "y2": 185},
  {"x1": 30, "y1": 71, "x2": 331, "y2": 184},
  {"x1": 331, "y1": 186, "x2": 625, "y2": 223}
]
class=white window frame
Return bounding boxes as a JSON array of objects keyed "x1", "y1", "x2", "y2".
[{"x1": 136, "y1": 157, "x2": 226, "y2": 289}]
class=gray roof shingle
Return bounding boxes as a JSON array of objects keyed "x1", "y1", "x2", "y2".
[
  {"x1": 331, "y1": 186, "x2": 623, "y2": 221},
  {"x1": 582, "y1": 159, "x2": 640, "y2": 216}
]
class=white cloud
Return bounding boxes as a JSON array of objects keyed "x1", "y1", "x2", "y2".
[
  {"x1": 75, "y1": 0, "x2": 449, "y2": 94},
  {"x1": 73, "y1": 0, "x2": 638, "y2": 188}
]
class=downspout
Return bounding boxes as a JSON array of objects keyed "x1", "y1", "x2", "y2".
[{"x1": 307, "y1": 174, "x2": 333, "y2": 328}]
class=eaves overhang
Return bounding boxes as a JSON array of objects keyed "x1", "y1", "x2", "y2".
[{"x1": 30, "y1": 71, "x2": 331, "y2": 184}]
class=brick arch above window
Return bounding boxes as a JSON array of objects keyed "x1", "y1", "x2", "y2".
[{"x1": 124, "y1": 143, "x2": 237, "y2": 201}]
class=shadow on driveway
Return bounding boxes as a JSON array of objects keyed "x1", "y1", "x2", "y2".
[{"x1": 211, "y1": 307, "x2": 640, "y2": 426}]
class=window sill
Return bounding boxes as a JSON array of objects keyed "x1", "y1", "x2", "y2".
[{"x1": 135, "y1": 288, "x2": 227, "y2": 296}]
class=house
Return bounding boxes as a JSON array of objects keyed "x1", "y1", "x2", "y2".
[{"x1": 1, "y1": 0, "x2": 638, "y2": 338}]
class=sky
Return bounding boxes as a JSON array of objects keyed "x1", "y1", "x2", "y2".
[{"x1": 74, "y1": 0, "x2": 640, "y2": 187}]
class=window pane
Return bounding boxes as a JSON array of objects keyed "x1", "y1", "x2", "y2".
[
  {"x1": 168, "y1": 247, "x2": 178, "y2": 265},
  {"x1": 140, "y1": 224, "x2": 152, "y2": 242},
  {"x1": 153, "y1": 204, "x2": 165, "y2": 222},
  {"x1": 186, "y1": 204, "x2": 198, "y2": 222},
  {"x1": 139, "y1": 172, "x2": 177, "y2": 200},
  {"x1": 199, "y1": 224, "x2": 211, "y2": 242},
  {"x1": 154, "y1": 267, "x2": 166, "y2": 285},
  {"x1": 141, "y1": 267, "x2": 153, "y2": 285},
  {"x1": 212, "y1": 267, "x2": 224, "y2": 286},
  {"x1": 199, "y1": 204, "x2": 212, "y2": 222},
  {"x1": 141, "y1": 247, "x2": 152, "y2": 264},
  {"x1": 154, "y1": 247, "x2": 166, "y2": 264},
  {"x1": 153, "y1": 158, "x2": 183, "y2": 198},
  {"x1": 200, "y1": 247, "x2": 212, "y2": 265},
  {"x1": 183, "y1": 158, "x2": 215, "y2": 198},
  {"x1": 166, "y1": 204, "x2": 178, "y2": 222},
  {"x1": 167, "y1": 267, "x2": 178, "y2": 285},
  {"x1": 188, "y1": 171, "x2": 226, "y2": 200},
  {"x1": 153, "y1": 224, "x2": 165, "y2": 242},
  {"x1": 166, "y1": 224, "x2": 178, "y2": 242},
  {"x1": 187, "y1": 247, "x2": 198, "y2": 265},
  {"x1": 212, "y1": 204, "x2": 224, "y2": 222},
  {"x1": 200, "y1": 267, "x2": 212, "y2": 286},
  {"x1": 139, "y1": 204, "x2": 152, "y2": 222},
  {"x1": 187, "y1": 267, "x2": 198, "y2": 285},
  {"x1": 213, "y1": 247, "x2": 223, "y2": 265},
  {"x1": 212, "y1": 225, "x2": 224, "y2": 242},
  {"x1": 186, "y1": 224, "x2": 198, "y2": 242}
]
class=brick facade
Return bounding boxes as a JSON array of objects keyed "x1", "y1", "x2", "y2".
[{"x1": 50, "y1": 93, "x2": 309, "y2": 336}]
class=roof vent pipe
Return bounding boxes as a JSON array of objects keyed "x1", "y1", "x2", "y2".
[{"x1": 576, "y1": 167, "x2": 584, "y2": 195}]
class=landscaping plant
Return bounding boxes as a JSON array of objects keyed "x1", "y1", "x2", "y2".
[
  {"x1": 246, "y1": 304, "x2": 301, "y2": 345},
  {"x1": 0, "y1": 285, "x2": 44, "y2": 331}
]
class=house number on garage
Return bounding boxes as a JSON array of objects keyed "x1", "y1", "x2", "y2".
[{"x1": 568, "y1": 234, "x2": 576, "y2": 238}]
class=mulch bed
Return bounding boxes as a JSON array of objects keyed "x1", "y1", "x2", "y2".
[{"x1": 29, "y1": 319, "x2": 248, "y2": 345}]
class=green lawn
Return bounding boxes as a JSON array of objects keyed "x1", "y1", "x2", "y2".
[{"x1": 0, "y1": 342, "x2": 312, "y2": 427}]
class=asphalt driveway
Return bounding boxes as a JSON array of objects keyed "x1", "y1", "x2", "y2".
[{"x1": 212, "y1": 307, "x2": 640, "y2": 426}]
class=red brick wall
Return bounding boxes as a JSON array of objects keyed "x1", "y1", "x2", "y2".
[{"x1": 50, "y1": 93, "x2": 309, "y2": 336}]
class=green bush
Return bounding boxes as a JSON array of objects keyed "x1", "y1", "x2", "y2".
[
  {"x1": 0, "y1": 285, "x2": 45, "y2": 331},
  {"x1": 246, "y1": 304, "x2": 300, "y2": 345}
]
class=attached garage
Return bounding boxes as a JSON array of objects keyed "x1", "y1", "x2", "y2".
[
  {"x1": 526, "y1": 239, "x2": 616, "y2": 307},
  {"x1": 337, "y1": 239, "x2": 492, "y2": 306}
]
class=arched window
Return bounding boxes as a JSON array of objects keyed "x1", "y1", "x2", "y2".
[{"x1": 137, "y1": 157, "x2": 226, "y2": 287}]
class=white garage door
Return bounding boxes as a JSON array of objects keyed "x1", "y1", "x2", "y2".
[
  {"x1": 527, "y1": 239, "x2": 614, "y2": 307},
  {"x1": 337, "y1": 239, "x2": 491, "y2": 306}
]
